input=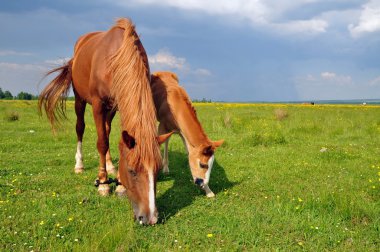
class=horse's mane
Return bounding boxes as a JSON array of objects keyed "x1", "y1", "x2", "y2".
[{"x1": 110, "y1": 18, "x2": 160, "y2": 171}]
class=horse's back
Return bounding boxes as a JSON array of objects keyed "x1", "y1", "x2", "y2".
[{"x1": 72, "y1": 27, "x2": 125, "y2": 103}]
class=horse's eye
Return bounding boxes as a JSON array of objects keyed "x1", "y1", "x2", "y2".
[
  {"x1": 128, "y1": 169, "x2": 137, "y2": 177},
  {"x1": 199, "y1": 162, "x2": 208, "y2": 169}
]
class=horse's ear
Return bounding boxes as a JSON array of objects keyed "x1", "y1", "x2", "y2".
[
  {"x1": 122, "y1": 130, "x2": 136, "y2": 149},
  {"x1": 212, "y1": 139, "x2": 224, "y2": 149},
  {"x1": 157, "y1": 131, "x2": 174, "y2": 145}
]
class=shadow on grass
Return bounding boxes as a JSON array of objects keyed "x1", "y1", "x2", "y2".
[{"x1": 156, "y1": 151, "x2": 237, "y2": 223}]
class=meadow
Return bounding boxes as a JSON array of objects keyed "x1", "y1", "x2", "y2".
[{"x1": 0, "y1": 100, "x2": 379, "y2": 251}]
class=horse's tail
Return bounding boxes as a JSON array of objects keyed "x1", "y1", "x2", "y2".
[
  {"x1": 109, "y1": 18, "x2": 160, "y2": 168},
  {"x1": 38, "y1": 59, "x2": 73, "y2": 129}
]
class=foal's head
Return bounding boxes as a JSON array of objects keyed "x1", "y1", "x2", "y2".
[
  {"x1": 118, "y1": 130, "x2": 172, "y2": 225},
  {"x1": 188, "y1": 140, "x2": 224, "y2": 188}
]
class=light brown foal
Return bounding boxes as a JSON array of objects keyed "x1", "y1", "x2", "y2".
[{"x1": 151, "y1": 71, "x2": 224, "y2": 197}]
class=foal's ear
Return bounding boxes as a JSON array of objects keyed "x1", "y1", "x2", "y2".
[
  {"x1": 212, "y1": 139, "x2": 224, "y2": 149},
  {"x1": 157, "y1": 131, "x2": 174, "y2": 145},
  {"x1": 122, "y1": 130, "x2": 136, "y2": 149},
  {"x1": 203, "y1": 145, "x2": 214, "y2": 156}
]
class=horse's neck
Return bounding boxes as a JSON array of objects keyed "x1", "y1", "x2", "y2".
[{"x1": 172, "y1": 101, "x2": 209, "y2": 149}]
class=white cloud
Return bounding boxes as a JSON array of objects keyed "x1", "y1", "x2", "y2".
[
  {"x1": 0, "y1": 62, "x2": 49, "y2": 95},
  {"x1": 149, "y1": 48, "x2": 188, "y2": 71},
  {"x1": 321, "y1": 71, "x2": 336, "y2": 79},
  {"x1": 348, "y1": 0, "x2": 380, "y2": 38},
  {"x1": 322, "y1": 72, "x2": 352, "y2": 85},
  {"x1": 294, "y1": 71, "x2": 364, "y2": 100},
  {"x1": 273, "y1": 19, "x2": 328, "y2": 35},
  {"x1": 0, "y1": 56, "x2": 72, "y2": 95},
  {"x1": 149, "y1": 48, "x2": 212, "y2": 77},
  {"x1": 193, "y1": 68, "x2": 212, "y2": 77},
  {"x1": 44, "y1": 57, "x2": 72, "y2": 66},
  {"x1": 126, "y1": 0, "x2": 329, "y2": 35},
  {"x1": 0, "y1": 50, "x2": 34, "y2": 56},
  {"x1": 370, "y1": 76, "x2": 380, "y2": 86},
  {"x1": 0, "y1": 62, "x2": 47, "y2": 72},
  {"x1": 302, "y1": 71, "x2": 353, "y2": 85}
]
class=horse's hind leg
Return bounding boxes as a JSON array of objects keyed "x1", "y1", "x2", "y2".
[
  {"x1": 92, "y1": 99, "x2": 110, "y2": 196},
  {"x1": 74, "y1": 96, "x2": 86, "y2": 174},
  {"x1": 105, "y1": 110, "x2": 117, "y2": 175}
]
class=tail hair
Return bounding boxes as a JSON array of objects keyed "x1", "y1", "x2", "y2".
[{"x1": 38, "y1": 59, "x2": 73, "y2": 129}]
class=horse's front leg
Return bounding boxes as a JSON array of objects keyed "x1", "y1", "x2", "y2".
[
  {"x1": 105, "y1": 110, "x2": 117, "y2": 175},
  {"x1": 92, "y1": 100, "x2": 110, "y2": 196}
]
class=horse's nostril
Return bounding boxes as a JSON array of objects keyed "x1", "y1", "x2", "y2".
[{"x1": 195, "y1": 178, "x2": 204, "y2": 186}]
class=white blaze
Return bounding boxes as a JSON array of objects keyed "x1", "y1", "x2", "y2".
[
  {"x1": 204, "y1": 155, "x2": 214, "y2": 184},
  {"x1": 148, "y1": 170, "x2": 155, "y2": 220}
]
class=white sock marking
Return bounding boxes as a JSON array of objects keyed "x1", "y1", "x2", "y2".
[{"x1": 75, "y1": 141, "x2": 83, "y2": 168}]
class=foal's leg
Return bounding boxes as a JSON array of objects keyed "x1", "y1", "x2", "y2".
[
  {"x1": 105, "y1": 110, "x2": 117, "y2": 175},
  {"x1": 92, "y1": 99, "x2": 110, "y2": 196},
  {"x1": 158, "y1": 123, "x2": 171, "y2": 174},
  {"x1": 74, "y1": 97, "x2": 86, "y2": 174}
]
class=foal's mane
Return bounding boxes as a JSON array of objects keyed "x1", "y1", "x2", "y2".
[{"x1": 109, "y1": 18, "x2": 160, "y2": 171}]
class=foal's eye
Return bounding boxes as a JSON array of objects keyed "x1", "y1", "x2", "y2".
[
  {"x1": 128, "y1": 169, "x2": 137, "y2": 177},
  {"x1": 199, "y1": 162, "x2": 208, "y2": 169}
]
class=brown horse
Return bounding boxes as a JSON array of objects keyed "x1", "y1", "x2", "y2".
[
  {"x1": 151, "y1": 72, "x2": 224, "y2": 197},
  {"x1": 38, "y1": 18, "x2": 171, "y2": 225}
]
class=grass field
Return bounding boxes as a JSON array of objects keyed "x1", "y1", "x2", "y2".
[{"x1": 1, "y1": 100, "x2": 379, "y2": 251}]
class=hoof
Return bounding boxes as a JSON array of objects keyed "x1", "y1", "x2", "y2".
[
  {"x1": 203, "y1": 184, "x2": 215, "y2": 198},
  {"x1": 206, "y1": 191, "x2": 215, "y2": 198},
  {"x1": 162, "y1": 166, "x2": 169, "y2": 174},
  {"x1": 115, "y1": 185, "x2": 127, "y2": 197},
  {"x1": 98, "y1": 184, "x2": 110, "y2": 196},
  {"x1": 74, "y1": 167, "x2": 84, "y2": 174}
]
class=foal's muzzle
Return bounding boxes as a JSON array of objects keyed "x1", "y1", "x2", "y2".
[{"x1": 195, "y1": 178, "x2": 204, "y2": 188}]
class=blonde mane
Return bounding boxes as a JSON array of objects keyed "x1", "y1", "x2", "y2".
[
  {"x1": 175, "y1": 89, "x2": 211, "y2": 145},
  {"x1": 110, "y1": 18, "x2": 161, "y2": 170}
]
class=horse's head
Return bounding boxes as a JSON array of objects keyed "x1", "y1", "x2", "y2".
[
  {"x1": 188, "y1": 139, "x2": 224, "y2": 188},
  {"x1": 118, "y1": 130, "x2": 173, "y2": 225}
]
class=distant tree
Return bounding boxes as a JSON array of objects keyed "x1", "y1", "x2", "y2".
[
  {"x1": 3, "y1": 90, "x2": 13, "y2": 100},
  {"x1": 16, "y1": 91, "x2": 33, "y2": 100},
  {"x1": 0, "y1": 88, "x2": 4, "y2": 99},
  {"x1": 192, "y1": 98, "x2": 212, "y2": 103}
]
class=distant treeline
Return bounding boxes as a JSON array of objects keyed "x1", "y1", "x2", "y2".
[
  {"x1": 192, "y1": 98, "x2": 212, "y2": 103},
  {"x1": 0, "y1": 88, "x2": 212, "y2": 103},
  {"x1": 0, "y1": 88, "x2": 38, "y2": 100}
]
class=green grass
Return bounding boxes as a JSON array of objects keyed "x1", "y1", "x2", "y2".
[{"x1": 1, "y1": 100, "x2": 379, "y2": 251}]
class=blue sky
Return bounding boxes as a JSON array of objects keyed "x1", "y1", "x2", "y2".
[{"x1": 0, "y1": 0, "x2": 379, "y2": 101}]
